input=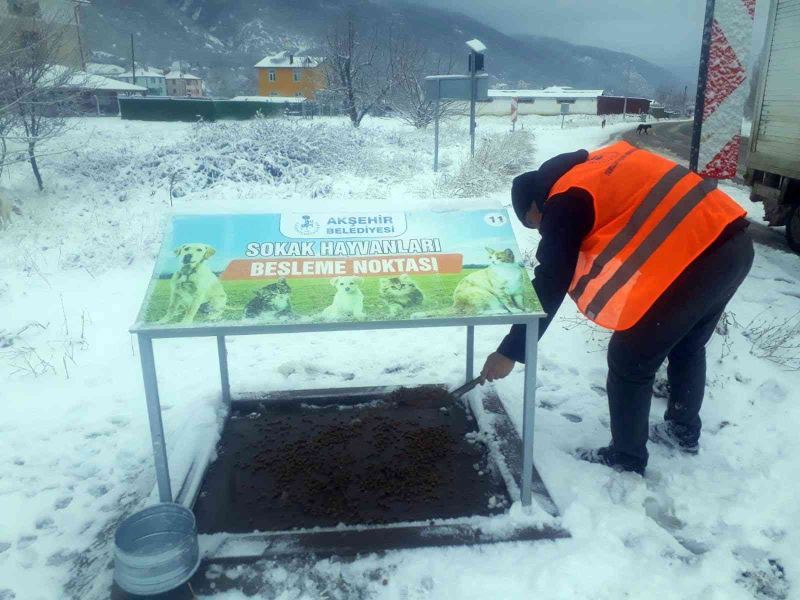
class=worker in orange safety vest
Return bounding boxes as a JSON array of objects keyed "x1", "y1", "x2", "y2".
[{"x1": 481, "y1": 142, "x2": 753, "y2": 475}]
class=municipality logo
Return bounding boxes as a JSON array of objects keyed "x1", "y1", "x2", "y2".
[{"x1": 294, "y1": 215, "x2": 320, "y2": 236}]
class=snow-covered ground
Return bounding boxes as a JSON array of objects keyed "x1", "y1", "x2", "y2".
[{"x1": 0, "y1": 113, "x2": 797, "y2": 600}]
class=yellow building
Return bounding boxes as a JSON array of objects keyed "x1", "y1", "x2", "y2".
[{"x1": 255, "y1": 52, "x2": 325, "y2": 100}]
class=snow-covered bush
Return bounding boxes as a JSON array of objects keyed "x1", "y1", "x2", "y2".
[
  {"x1": 437, "y1": 130, "x2": 534, "y2": 198},
  {"x1": 744, "y1": 311, "x2": 800, "y2": 370},
  {"x1": 56, "y1": 117, "x2": 374, "y2": 198}
]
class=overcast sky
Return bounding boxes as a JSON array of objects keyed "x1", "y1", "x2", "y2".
[{"x1": 421, "y1": 0, "x2": 768, "y2": 80}]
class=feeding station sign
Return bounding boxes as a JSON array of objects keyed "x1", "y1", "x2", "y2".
[
  {"x1": 135, "y1": 210, "x2": 541, "y2": 326},
  {"x1": 130, "y1": 209, "x2": 557, "y2": 559}
]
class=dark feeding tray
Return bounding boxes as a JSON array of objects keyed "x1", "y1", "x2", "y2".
[
  {"x1": 193, "y1": 385, "x2": 509, "y2": 533},
  {"x1": 190, "y1": 385, "x2": 566, "y2": 563}
]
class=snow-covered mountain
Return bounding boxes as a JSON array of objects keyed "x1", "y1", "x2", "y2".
[{"x1": 82, "y1": 0, "x2": 680, "y2": 97}]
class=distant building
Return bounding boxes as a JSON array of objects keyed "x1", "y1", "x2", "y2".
[
  {"x1": 232, "y1": 95, "x2": 311, "y2": 115},
  {"x1": 0, "y1": 0, "x2": 82, "y2": 67},
  {"x1": 597, "y1": 96, "x2": 651, "y2": 116},
  {"x1": 477, "y1": 86, "x2": 652, "y2": 117},
  {"x1": 46, "y1": 65, "x2": 147, "y2": 115},
  {"x1": 481, "y1": 86, "x2": 605, "y2": 116},
  {"x1": 255, "y1": 52, "x2": 325, "y2": 100},
  {"x1": 164, "y1": 70, "x2": 204, "y2": 97},
  {"x1": 87, "y1": 63, "x2": 127, "y2": 78},
  {"x1": 118, "y1": 67, "x2": 167, "y2": 96},
  {"x1": 649, "y1": 102, "x2": 668, "y2": 119}
]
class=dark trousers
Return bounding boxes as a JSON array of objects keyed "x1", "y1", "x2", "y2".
[{"x1": 606, "y1": 228, "x2": 754, "y2": 466}]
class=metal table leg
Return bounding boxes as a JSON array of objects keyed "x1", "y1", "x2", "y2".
[
  {"x1": 520, "y1": 318, "x2": 539, "y2": 507},
  {"x1": 138, "y1": 334, "x2": 173, "y2": 502},
  {"x1": 466, "y1": 325, "x2": 475, "y2": 381},
  {"x1": 217, "y1": 335, "x2": 231, "y2": 405}
]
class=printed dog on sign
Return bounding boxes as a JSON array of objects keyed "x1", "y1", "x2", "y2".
[
  {"x1": 159, "y1": 243, "x2": 227, "y2": 324},
  {"x1": 321, "y1": 276, "x2": 364, "y2": 321}
]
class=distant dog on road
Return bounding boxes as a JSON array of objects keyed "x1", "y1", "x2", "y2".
[
  {"x1": 636, "y1": 124, "x2": 652, "y2": 135},
  {"x1": 159, "y1": 243, "x2": 227, "y2": 324},
  {"x1": 321, "y1": 276, "x2": 364, "y2": 320}
]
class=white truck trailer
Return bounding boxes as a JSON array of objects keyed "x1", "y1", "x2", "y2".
[{"x1": 745, "y1": 0, "x2": 800, "y2": 251}]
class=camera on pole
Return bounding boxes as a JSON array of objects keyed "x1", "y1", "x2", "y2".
[{"x1": 468, "y1": 52, "x2": 484, "y2": 74}]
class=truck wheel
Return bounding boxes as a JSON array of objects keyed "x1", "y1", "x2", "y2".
[{"x1": 786, "y1": 204, "x2": 800, "y2": 253}]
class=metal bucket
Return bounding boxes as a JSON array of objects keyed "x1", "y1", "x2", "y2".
[{"x1": 114, "y1": 503, "x2": 201, "y2": 596}]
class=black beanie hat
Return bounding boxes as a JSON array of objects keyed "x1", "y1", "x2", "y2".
[{"x1": 512, "y1": 149, "x2": 589, "y2": 226}]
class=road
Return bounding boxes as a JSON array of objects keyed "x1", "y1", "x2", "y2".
[
  {"x1": 619, "y1": 120, "x2": 695, "y2": 164},
  {"x1": 614, "y1": 120, "x2": 790, "y2": 253}
]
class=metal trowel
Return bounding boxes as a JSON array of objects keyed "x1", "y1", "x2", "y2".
[{"x1": 449, "y1": 376, "x2": 483, "y2": 399}]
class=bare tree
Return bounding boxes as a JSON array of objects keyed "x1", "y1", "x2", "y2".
[
  {"x1": 390, "y1": 40, "x2": 460, "y2": 129},
  {"x1": 0, "y1": 22, "x2": 20, "y2": 180},
  {"x1": 654, "y1": 85, "x2": 685, "y2": 111},
  {"x1": 323, "y1": 15, "x2": 399, "y2": 128},
  {"x1": 0, "y1": 5, "x2": 78, "y2": 189}
]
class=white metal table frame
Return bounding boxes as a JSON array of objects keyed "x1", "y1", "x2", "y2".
[{"x1": 132, "y1": 312, "x2": 543, "y2": 508}]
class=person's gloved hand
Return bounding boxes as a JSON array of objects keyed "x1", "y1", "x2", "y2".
[{"x1": 480, "y1": 352, "x2": 515, "y2": 382}]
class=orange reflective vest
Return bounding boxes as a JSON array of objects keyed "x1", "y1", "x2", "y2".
[{"x1": 547, "y1": 141, "x2": 746, "y2": 331}]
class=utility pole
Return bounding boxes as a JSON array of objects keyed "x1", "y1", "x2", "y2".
[
  {"x1": 72, "y1": 1, "x2": 87, "y2": 71},
  {"x1": 622, "y1": 61, "x2": 630, "y2": 120},
  {"x1": 690, "y1": 0, "x2": 716, "y2": 172},
  {"x1": 466, "y1": 39, "x2": 486, "y2": 158},
  {"x1": 469, "y1": 58, "x2": 477, "y2": 157},
  {"x1": 434, "y1": 79, "x2": 441, "y2": 172},
  {"x1": 130, "y1": 33, "x2": 136, "y2": 86},
  {"x1": 683, "y1": 84, "x2": 688, "y2": 115}
]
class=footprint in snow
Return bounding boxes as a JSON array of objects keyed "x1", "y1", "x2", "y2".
[
  {"x1": 590, "y1": 384, "x2": 606, "y2": 396},
  {"x1": 17, "y1": 535, "x2": 36, "y2": 550},
  {"x1": 88, "y1": 484, "x2": 109, "y2": 498},
  {"x1": 561, "y1": 413, "x2": 583, "y2": 423},
  {"x1": 603, "y1": 475, "x2": 641, "y2": 504},
  {"x1": 46, "y1": 549, "x2": 78, "y2": 567},
  {"x1": 711, "y1": 420, "x2": 734, "y2": 434},
  {"x1": 756, "y1": 379, "x2": 787, "y2": 404},
  {"x1": 110, "y1": 416, "x2": 130, "y2": 428},
  {"x1": 54, "y1": 497, "x2": 72, "y2": 510},
  {"x1": 643, "y1": 495, "x2": 684, "y2": 531}
]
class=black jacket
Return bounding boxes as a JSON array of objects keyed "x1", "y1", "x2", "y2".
[{"x1": 497, "y1": 190, "x2": 593, "y2": 362}]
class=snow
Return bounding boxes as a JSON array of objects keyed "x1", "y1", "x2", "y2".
[
  {"x1": 86, "y1": 63, "x2": 127, "y2": 77},
  {"x1": 164, "y1": 70, "x2": 202, "y2": 81},
  {"x1": 232, "y1": 96, "x2": 307, "y2": 103},
  {"x1": 44, "y1": 66, "x2": 148, "y2": 93},
  {"x1": 490, "y1": 86, "x2": 605, "y2": 99},
  {"x1": 254, "y1": 52, "x2": 322, "y2": 69},
  {"x1": 118, "y1": 68, "x2": 166, "y2": 80},
  {"x1": 0, "y1": 113, "x2": 798, "y2": 600}
]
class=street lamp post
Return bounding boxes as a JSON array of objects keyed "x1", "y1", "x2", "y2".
[{"x1": 465, "y1": 39, "x2": 486, "y2": 158}]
